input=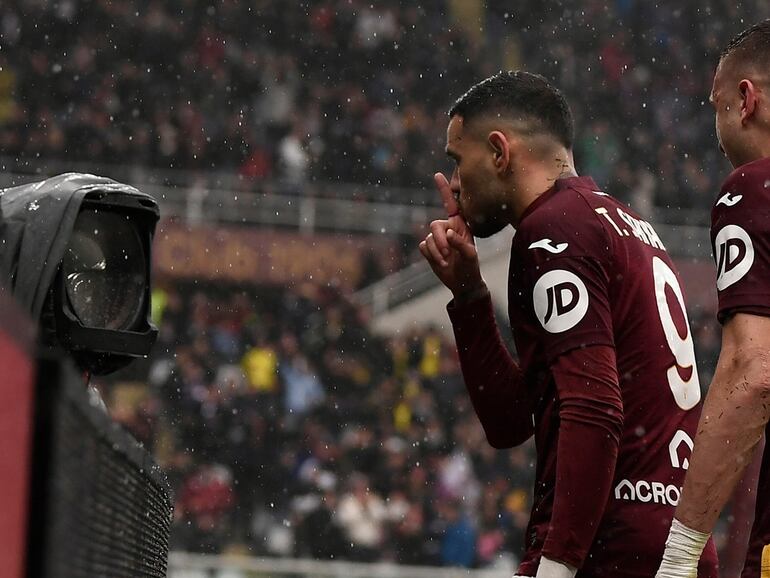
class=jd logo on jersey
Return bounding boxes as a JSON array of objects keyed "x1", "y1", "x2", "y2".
[
  {"x1": 533, "y1": 270, "x2": 589, "y2": 333},
  {"x1": 714, "y1": 225, "x2": 754, "y2": 291},
  {"x1": 544, "y1": 283, "x2": 579, "y2": 322}
]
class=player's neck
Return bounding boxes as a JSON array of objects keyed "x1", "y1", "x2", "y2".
[
  {"x1": 511, "y1": 155, "x2": 577, "y2": 225},
  {"x1": 739, "y1": 143, "x2": 770, "y2": 167}
]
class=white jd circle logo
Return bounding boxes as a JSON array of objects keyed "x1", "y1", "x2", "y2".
[
  {"x1": 533, "y1": 270, "x2": 589, "y2": 333},
  {"x1": 714, "y1": 225, "x2": 754, "y2": 291}
]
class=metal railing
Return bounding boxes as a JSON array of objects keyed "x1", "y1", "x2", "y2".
[
  {"x1": 0, "y1": 160, "x2": 712, "y2": 232},
  {"x1": 0, "y1": 170, "x2": 441, "y2": 236},
  {"x1": 167, "y1": 552, "x2": 514, "y2": 578},
  {"x1": 0, "y1": 156, "x2": 439, "y2": 207}
]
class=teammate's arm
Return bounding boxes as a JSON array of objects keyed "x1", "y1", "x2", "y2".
[
  {"x1": 421, "y1": 173, "x2": 534, "y2": 448},
  {"x1": 539, "y1": 344, "x2": 623, "y2": 576},
  {"x1": 657, "y1": 313, "x2": 770, "y2": 577}
]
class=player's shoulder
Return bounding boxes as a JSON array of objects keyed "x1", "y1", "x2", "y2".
[
  {"x1": 713, "y1": 157, "x2": 770, "y2": 217},
  {"x1": 711, "y1": 158, "x2": 770, "y2": 297},
  {"x1": 515, "y1": 177, "x2": 610, "y2": 260}
]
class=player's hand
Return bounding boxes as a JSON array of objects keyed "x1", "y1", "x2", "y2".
[{"x1": 419, "y1": 173, "x2": 484, "y2": 300}]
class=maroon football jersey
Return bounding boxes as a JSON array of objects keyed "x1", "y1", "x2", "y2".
[
  {"x1": 507, "y1": 176, "x2": 716, "y2": 576},
  {"x1": 711, "y1": 157, "x2": 770, "y2": 578}
]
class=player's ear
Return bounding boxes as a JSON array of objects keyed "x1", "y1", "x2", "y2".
[
  {"x1": 488, "y1": 131, "x2": 511, "y2": 176},
  {"x1": 739, "y1": 79, "x2": 758, "y2": 124}
]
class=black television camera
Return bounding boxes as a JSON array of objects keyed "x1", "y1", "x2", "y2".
[{"x1": 1, "y1": 173, "x2": 159, "y2": 374}]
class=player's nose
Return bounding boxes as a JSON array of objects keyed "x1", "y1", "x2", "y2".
[{"x1": 449, "y1": 169, "x2": 461, "y2": 195}]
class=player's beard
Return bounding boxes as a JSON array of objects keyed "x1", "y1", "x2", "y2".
[
  {"x1": 460, "y1": 180, "x2": 511, "y2": 238},
  {"x1": 466, "y1": 211, "x2": 508, "y2": 238}
]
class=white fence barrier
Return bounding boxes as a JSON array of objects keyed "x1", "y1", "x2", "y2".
[{"x1": 167, "y1": 552, "x2": 515, "y2": 578}]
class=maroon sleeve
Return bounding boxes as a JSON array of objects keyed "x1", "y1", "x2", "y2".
[
  {"x1": 447, "y1": 292, "x2": 534, "y2": 449},
  {"x1": 711, "y1": 158, "x2": 770, "y2": 323},
  {"x1": 525, "y1": 255, "x2": 615, "y2": 363},
  {"x1": 541, "y1": 344, "x2": 623, "y2": 568}
]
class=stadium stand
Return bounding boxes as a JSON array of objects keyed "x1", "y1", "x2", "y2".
[{"x1": 1, "y1": 0, "x2": 769, "y2": 212}]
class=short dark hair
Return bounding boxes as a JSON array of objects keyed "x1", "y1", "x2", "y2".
[
  {"x1": 720, "y1": 19, "x2": 770, "y2": 69},
  {"x1": 449, "y1": 71, "x2": 574, "y2": 149}
]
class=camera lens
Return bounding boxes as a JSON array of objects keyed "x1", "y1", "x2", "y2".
[{"x1": 62, "y1": 209, "x2": 146, "y2": 331}]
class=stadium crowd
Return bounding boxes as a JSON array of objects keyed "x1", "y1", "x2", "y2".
[
  {"x1": 104, "y1": 281, "x2": 533, "y2": 567},
  {"x1": 1, "y1": 0, "x2": 769, "y2": 211},
  {"x1": 99, "y1": 280, "x2": 723, "y2": 568}
]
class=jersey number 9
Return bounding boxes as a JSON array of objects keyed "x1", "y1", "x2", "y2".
[{"x1": 652, "y1": 257, "x2": 701, "y2": 411}]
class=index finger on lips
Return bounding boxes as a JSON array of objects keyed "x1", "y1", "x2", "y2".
[{"x1": 434, "y1": 172, "x2": 459, "y2": 217}]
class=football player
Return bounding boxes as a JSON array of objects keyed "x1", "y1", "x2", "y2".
[
  {"x1": 419, "y1": 71, "x2": 718, "y2": 577},
  {"x1": 657, "y1": 20, "x2": 770, "y2": 578}
]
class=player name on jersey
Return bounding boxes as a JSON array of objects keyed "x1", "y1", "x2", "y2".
[{"x1": 594, "y1": 202, "x2": 666, "y2": 250}]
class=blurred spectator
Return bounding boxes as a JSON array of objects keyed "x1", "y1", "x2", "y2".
[
  {"x1": 241, "y1": 335, "x2": 279, "y2": 394},
  {"x1": 293, "y1": 489, "x2": 347, "y2": 560},
  {"x1": 280, "y1": 352, "x2": 325, "y2": 421},
  {"x1": 336, "y1": 473, "x2": 388, "y2": 562},
  {"x1": 175, "y1": 463, "x2": 236, "y2": 553},
  {"x1": 277, "y1": 123, "x2": 309, "y2": 185},
  {"x1": 439, "y1": 499, "x2": 477, "y2": 568}
]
